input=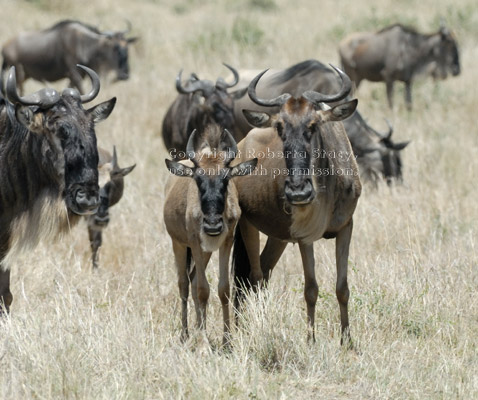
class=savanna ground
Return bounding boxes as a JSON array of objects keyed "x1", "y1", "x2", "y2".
[{"x1": 1, "y1": 0, "x2": 478, "y2": 398}]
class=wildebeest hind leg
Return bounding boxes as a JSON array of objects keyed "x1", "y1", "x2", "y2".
[
  {"x1": 0, "y1": 268, "x2": 12, "y2": 315},
  {"x1": 260, "y1": 237, "x2": 288, "y2": 282}
]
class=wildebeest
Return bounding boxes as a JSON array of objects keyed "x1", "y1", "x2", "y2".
[
  {"x1": 0, "y1": 65, "x2": 116, "y2": 313},
  {"x1": 232, "y1": 60, "x2": 409, "y2": 184},
  {"x1": 86, "y1": 146, "x2": 135, "y2": 270},
  {"x1": 164, "y1": 125, "x2": 257, "y2": 346},
  {"x1": 1, "y1": 19, "x2": 138, "y2": 93},
  {"x1": 161, "y1": 64, "x2": 246, "y2": 158},
  {"x1": 232, "y1": 67, "x2": 361, "y2": 345},
  {"x1": 339, "y1": 23, "x2": 460, "y2": 109}
]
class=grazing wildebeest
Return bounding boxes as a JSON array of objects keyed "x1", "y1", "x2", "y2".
[
  {"x1": 0, "y1": 65, "x2": 116, "y2": 313},
  {"x1": 164, "y1": 125, "x2": 257, "y2": 346},
  {"x1": 232, "y1": 60, "x2": 409, "y2": 184},
  {"x1": 86, "y1": 146, "x2": 135, "y2": 270},
  {"x1": 161, "y1": 64, "x2": 246, "y2": 158},
  {"x1": 1, "y1": 19, "x2": 138, "y2": 93},
  {"x1": 232, "y1": 66, "x2": 361, "y2": 345},
  {"x1": 338, "y1": 23, "x2": 460, "y2": 110}
]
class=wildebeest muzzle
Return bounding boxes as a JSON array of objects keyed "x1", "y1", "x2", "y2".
[
  {"x1": 202, "y1": 215, "x2": 224, "y2": 236},
  {"x1": 284, "y1": 177, "x2": 316, "y2": 205},
  {"x1": 67, "y1": 185, "x2": 100, "y2": 215}
]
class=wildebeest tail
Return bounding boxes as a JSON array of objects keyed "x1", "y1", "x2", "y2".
[{"x1": 232, "y1": 223, "x2": 252, "y2": 310}]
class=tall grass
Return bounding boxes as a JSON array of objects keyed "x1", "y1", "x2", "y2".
[{"x1": 0, "y1": 0, "x2": 477, "y2": 398}]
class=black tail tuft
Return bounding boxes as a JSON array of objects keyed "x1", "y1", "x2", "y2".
[{"x1": 232, "y1": 224, "x2": 252, "y2": 310}]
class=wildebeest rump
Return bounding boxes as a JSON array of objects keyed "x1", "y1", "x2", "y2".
[
  {"x1": 0, "y1": 65, "x2": 116, "y2": 313},
  {"x1": 232, "y1": 60, "x2": 409, "y2": 184},
  {"x1": 164, "y1": 126, "x2": 257, "y2": 346},
  {"x1": 161, "y1": 64, "x2": 246, "y2": 158},
  {"x1": 232, "y1": 67, "x2": 361, "y2": 345},
  {"x1": 1, "y1": 19, "x2": 138, "y2": 93},
  {"x1": 86, "y1": 146, "x2": 135, "y2": 270},
  {"x1": 339, "y1": 23, "x2": 460, "y2": 109}
]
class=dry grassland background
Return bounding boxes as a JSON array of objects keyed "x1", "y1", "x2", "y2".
[{"x1": 0, "y1": 0, "x2": 478, "y2": 398}]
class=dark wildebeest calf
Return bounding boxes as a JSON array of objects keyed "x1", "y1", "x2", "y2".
[
  {"x1": 232, "y1": 60, "x2": 409, "y2": 185},
  {"x1": 86, "y1": 146, "x2": 135, "y2": 269},
  {"x1": 2, "y1": 19, "x2": 138, "y2": 93},
  {"x1": 232, "y1": 66, "x2": 361, "y2": 346},
  {"x1": 339, "y1": 23, "x2": 460, "y2": 110},
  {"x1": 164, "y1": 126, "x2": 257, "y2": 346},
  {"x1": 0, "y1": 65, "x2": 116, "y2": 313},
  {"x1": 161, "y1": 64, "x2": 246, "y2": 158}
]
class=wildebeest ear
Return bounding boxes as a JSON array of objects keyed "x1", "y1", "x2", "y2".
[
  {"x1": 230, "y1": 87, "x2": 248, "y2": 100},
  {"x1": 242, "y1": 109, "x2": 271, "y2": 128},
  {"x1": 317, "y1": 99, "x2": 357, "y2": 122},
  {"x1": 392, "y1": 141, "x2": 410, "y2": 151},
  {"x1": 127, "y1": 37, "x2": 139, "y2": 44},
  {"x1": 229, "y1": 158, "x2": 258, "y2": 177},
  {"x1": 112, "y1": 164, "x2": 136, "y2": 178},
  {"x1": 88, "y1": 97, "x2": 117, "y2": 123},
  {"x1": 165, "y1": 159, "x2": 194, "y2": 177}
]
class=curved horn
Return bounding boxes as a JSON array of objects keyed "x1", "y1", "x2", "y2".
[
  {"x1": 216, "y1": 63, "x2": 239, "y2": 89},
  {"x1": 302, "y1": 65, "x2": 352, "y2": 105},
  {"x1": 175, "y1": 70, "x2": 214, "y2": 95},
  {"x1": 6, "y1": 66, "x2": 60, "y2": 107},
  {"x1": 222, "y1": 129, "x2": 238, "y2": 164},
  {"x1": 112, "y1": 145, "x2": 119, "y2": 169},
  {"x1": 383, "y1": 119, "x2": 394, "y2": 140},
  {"x1": 186, "y1": 129, "x2": 199, "y2": 165},
  {"x1": 77, "y1": 65, "x2": 100, "y2": 103},
  {"x1": 122, "y1": 19, "x2": 132, "y2": 35},
  {"x1": 248, "y1": 69, "x2": 292, "y2": 107}
]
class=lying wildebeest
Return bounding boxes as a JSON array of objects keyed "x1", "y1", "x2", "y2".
[
  {"x1": 1, "y1": 19, "x2": 138, "y2": 93},
  {"x1": 232, "y1": 67, "x2": 361, "y2": 346},
  {"x1": 164, "y1": 126, "x2": 257, "y2": 346},
  {"x1": 232, "y1": 60, "x2": 409, "y2": 185},
  {"x1": 339, "y1": 23, "x2": 460, "y2": 110},
  {"x1": 86, "y1": 146, "x2": 135, "y2": 270},
  {"x1": 161, "y1": 64, "x2": 246, "y2": 158},
  {"x1": 0, "y1": 65, "x2": 116, "y2": 313}
]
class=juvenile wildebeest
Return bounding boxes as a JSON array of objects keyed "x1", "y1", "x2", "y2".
[
  {"x1": 0, "y1": 65, "x2": 116, "y2": 313},
  {"x1": 164, "y1": 126, "x2": 257, "y2": 346},
  {"x1": 1, "y1": 19, "x2": 138, "y2": 93},
  {"x1": 339, "y1": 23, "x2": 460, "y2": 110},
  {"x1": 86, "y1": 146, "x2": 135, "y2": 270},
  {"x1": 232, "y1": 67, "x2": 361, "y2": 345},
  {"x1": 232, "y1": 60, "x2": 409, "y2": 185},
  {"x1": 161, "y1": 64, "x2": 246, "y2": 158}
]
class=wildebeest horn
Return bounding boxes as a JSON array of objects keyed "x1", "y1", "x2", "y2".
[
  {"x1": 112, "y1": 145, "x2": 119, "y2": 169},
  {"x1": 216, "y1": 63, "x2": 239, "y2": 89},
  {"x1": 176, "y1": 70, "x2": 214, "y2": 96},
  {"x1": 185, "y1": 129, "x2": 199, "y2": 165},
  {"x1": 6, "y1": 66, "x2": 60, "y2": 108},
  {"x1": 222, "y1": 129, "x2": 238, "y2": 164},
  {"x1": 77, "y1": 65, "x2": 100, "y2": 103},
  {"x1": 122, "y1": 19, "x2": 132, "y2": 35},
  {"x1": 248, "y1": 69, "x2": 292, "y2": 107},
  {"x1": 302, "y1": 65, "x2": 352, "y2": 105}
]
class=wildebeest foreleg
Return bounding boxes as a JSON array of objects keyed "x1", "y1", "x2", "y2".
[
  {"x1": 190, "y1": 246, "x2": 212, "y2": 333},
  {"x1": 404, "y1": 80, "x2": 413, "y2": 111},
  {"x1": 299, "y1": 242, "x2": 318, "y2": 342},
  {"x1": 0, "y1": 268, "x2": 12, "y2": 315},
  {"x1": 335, "y1": 220, "x2": 353, "y2": 347},
  {"x1": 173, "y1": 241, "x2": 191, "y2": 342},
  {"x1": 88, "y1": 227, "x2": 102, "y2": 269},
  {"x1": 385, "y1": 80, "x2": 395, "y2": 109},
  {"x1": 238, "y1": 218, "x2": 263, "y2": 286},
  {"x1": 218, "y1": 236, "x2": 233, "y2": 346},
  {"x1": 260, "y1": 237, "x2": 288, "y2": 281}
]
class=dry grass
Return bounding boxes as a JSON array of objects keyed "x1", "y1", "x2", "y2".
[{"x1": 1, "y1": 0, "x2": 478, "y2": 398}]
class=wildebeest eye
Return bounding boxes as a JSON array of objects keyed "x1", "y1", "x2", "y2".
[{"x1": 58, "y1": 125, "x2": 70, "y2": 138}]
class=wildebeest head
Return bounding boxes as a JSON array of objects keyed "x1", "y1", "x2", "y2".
[
  {"x1": 432, "y1": 25, "x2": 460, "y2": 79},
  {"x1": 5, "y1": 65, "x2": 116, "y2": 216},
  {"x1": 94, "y1": 146, "x2": 136, "y2": 227},
  {"x1": 176, "y1": 64, "x2": 242, "y2": 134},
  {"x1": 165, "y1": 126, "x2": 257, "y2": 236},
  {"x1": 243, "y1": 66, "x2": 357, "y2": 205}
]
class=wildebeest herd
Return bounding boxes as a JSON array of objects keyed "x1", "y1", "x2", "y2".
[{"x1": 0, "y1": 19, "x2": 460, "y2": 347}]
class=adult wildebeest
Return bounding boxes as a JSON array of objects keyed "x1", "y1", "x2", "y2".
[
  {"x1": 86, "y1": 146, "x2": 135, "y2": 270},
  {"x1": 0, "y1": 65, "x2": 116, "y2": 313},
  {"x1": 232, "y1": 60, "x2": 409, "y2": 185},
  {"x1": 164, "y1": 125, "x2": 257, "y2": 346},
  {"x1": 1, "y1": 19, "x2": 138, "y2": 93},
  {"x1": 161, "y1": 64, "x2": 246, "y2": 158},
  {"x1": 232, "y1": 66, "x2": 361, "y2": 346},
  {"x1": 339, "y1": 23, "x2": 460, "y2": 110}
]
